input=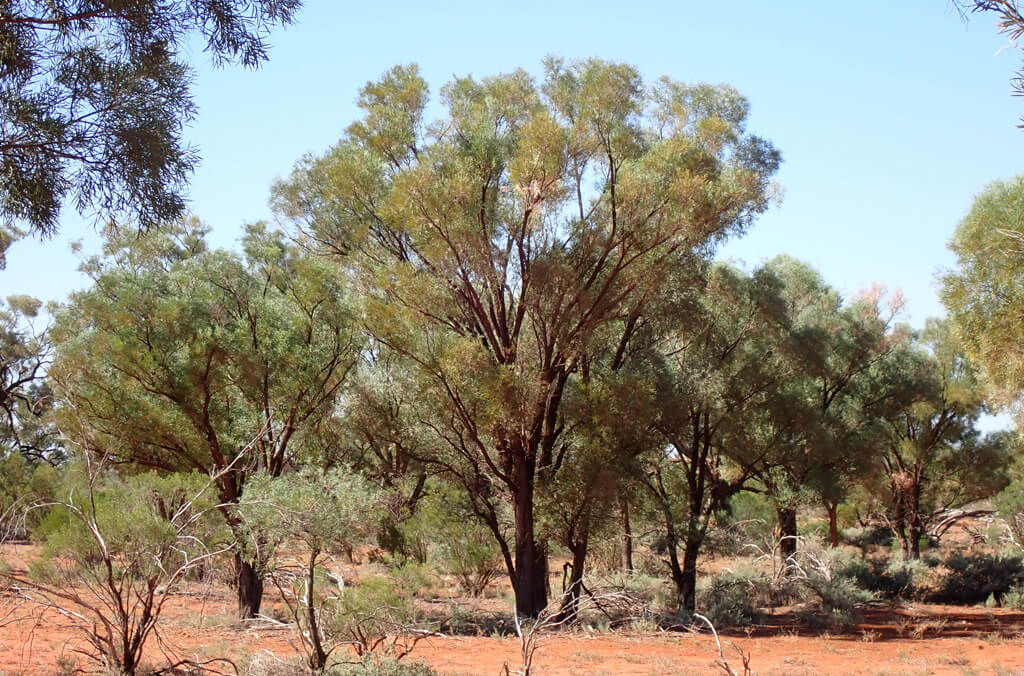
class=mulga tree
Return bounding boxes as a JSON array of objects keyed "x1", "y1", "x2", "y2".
[
  {"x1": 749, "y1": 257, "x2": 909, "y2": 557},
  {"x1": 878, "y1": 319, "x2": 1012, "y2": 559},
  {"x1": 271, "y1": 59, "x2": 780, "y2": 617},
  {"x1": 941, "y1": 176, "x2": 1024, "y2": 420},
  {"x1": 639, "y1": 262, "x2": 794, "y2": 615},
  {"x1": 50, "y1": 220, "x2": 362, "y2": 617},
  {"x1": 242, "y1": 468, "x2": 379, "y2": 672}
]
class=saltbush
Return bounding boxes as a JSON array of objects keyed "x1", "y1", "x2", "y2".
[
  {"x1": 695, "y1": 568, "x2": 764, "y2": 628},
  {"x1": 925, "y1": 552, "x2": 1024, "y2": 605}
]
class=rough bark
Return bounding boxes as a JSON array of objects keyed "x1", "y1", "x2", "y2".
[
  {"x1": 777, "y1": 506, "x2": 798, "y2": 560},
  {"x1": 236, "y1": 555, "x2": 264, "y2": 619},
  {"x1": 620, "y1": 493, "x2": 634, "y2": 573},
  {"x1": 826, "y1": 501, "x2": 840, "y2": 547},
  {"x1": 512, "y1": 454, "x2": 548, "y2": 618}
]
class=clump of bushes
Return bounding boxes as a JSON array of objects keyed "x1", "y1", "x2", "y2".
[
  {"x1": 241, "y1": 654, "x2": 438, "y2": 676},
  {"x1": 696, "y1": 567, "x2": 765, "y2": 628},
  {"x1": 924, "y1": 552, "x2": 1024, "y2": 605}
]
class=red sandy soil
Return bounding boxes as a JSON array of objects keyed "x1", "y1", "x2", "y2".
[{"x1": 4, "y1": 543, "x2": 1024, "y2": 675}]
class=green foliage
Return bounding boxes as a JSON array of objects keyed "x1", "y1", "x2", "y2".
[
  {"x1": 994, "y1": 476, "x2": 1024, "y2": 551},
  {"x1": 1, "y1": 466, "x2": 228, "y2": 674},
  {"x1": 0, "y1": 0, "x2": 301, "y2": 235},
  {"x1": 243, "y1": 467, "x2": 379, "y2": 558},
  {"x1": 924, "y1": 552, "x2": 1024, "y2": 604},
  {"x1": 839, "y1": 555, "x2": 928, "y2": 599},
  {"x1": 941, "y1": 176, "x2": 1024, "y2": 412},
  {"x1": 329, "y1": 656, "x2": 438, "y2": 676},
  {"x1": 322, "y1": 574, "x2": 428, "y2": 659},
  {"x1": 51, "y1": 221, "x2": 363, "y2": 615},
  {"x1": 793, "y1": 545, "x2": 875, "y2": 628},
  {"x1": 695, "y1": 568, "x2": 764, "y2": 628},
  {"x1": 272, "y1": 58, "x2": 780, "y2": 617},
  {"x1": 1003, "y1": 584, "x2": 1024, "y2": 610},
  {"x1": 0, "y1": 452, "x2": 59, "y2": 539}
]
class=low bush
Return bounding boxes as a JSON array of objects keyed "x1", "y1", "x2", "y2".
[
  {"x1": 695, "y1": 567, "x2": 765, "y2": 628},
  {"x1": 240, "y1": 655, "x2": 438, "y2": 676},
  {"x1": 838, "y1": 555, "x2": 928, "y2": 599},
  {"x1": 1003, "y1": 584, "x2": 1024, "y2": 610},
  {"x1": 924, "y1": 552, "x2": 1024, "y2": 605},
  {"x1": 793, "y1": 543, "x2": 874, "y2": 629}
]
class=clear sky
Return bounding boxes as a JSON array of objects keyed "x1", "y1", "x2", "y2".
[{"x1": 5, "y1": 1, "x2": 1024, "y2": 333}]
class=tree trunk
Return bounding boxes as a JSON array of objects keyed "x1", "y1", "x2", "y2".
[
  {"x1": 678, "y1": 535, "x2": 701, "y2": 617},
  {"x1": 236, "y1": 554, "x2": 264, "y2": 619},
  {"x1": 826, "y1": 501, "x2": 840, "y2": 548},
  {"x1": 907, "y1": 520, "x2": 923, "y2": 560},
  {"x1": 777, "y1": 506, "x2": 798, "y2": 560},
  {"x1": 512, "y1": 455, "x2": 547, "y2": 618},
  {"x1": 305, "y1": 552, "x2": 328, "y2": 671},
  {"x1": 620, "y1": 493, "x2": 633, "y2": 573},
  {"x1": 557, "y1": 535, "x2": 588, "y2": 624}
]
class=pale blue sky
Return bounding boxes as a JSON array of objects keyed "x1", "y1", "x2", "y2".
[{"x1": 6, "y1": 1, "x2": 1024, "y2": 333}]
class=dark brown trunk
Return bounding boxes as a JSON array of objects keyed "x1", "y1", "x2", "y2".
[
  {"x1": 236, "y1": 554, "x2": 264, "y2": 619},
  {"x1": 907, "y1": 521, "x2": 923, "y2": 560},
  {"x1": 826, "y1": 501, "x2": 840, "y2": 547},
  {"x1": 556, "y1": 536, "x2": 588, "y2": 624},
  {"x1": 679, "y1": 536, "x2": 701, "y2": 617},
  {"x1": 620, "y1": 493, "x2": 634, "y2": 573},
  {"x1": 777, "y1": 506, "x2": 798, "y2": 559},
  {"x1": 305, "y1": 552, "x2": 328, "y2": 670},
  {"x1": 512, "y1": 456, "x2": 547, "y2": 618}
]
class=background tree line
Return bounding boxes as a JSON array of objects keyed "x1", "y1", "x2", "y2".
[{"x1": 3, "y1": 57, "x2": 1024, "y2": 674}]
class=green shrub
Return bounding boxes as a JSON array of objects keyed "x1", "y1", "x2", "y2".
[
  {"x1": 838, "y1": 555, "x2": 928, "y2": 599},
  {"x1": 329, "y1": 655, "x2": 438, "y2": 676},
  {"x1": 1004, "y1": 584, "x2": 1024, "y2": 610},
  {"x1": 925, "y1": 552, "x2": 1024, "y2": 605},
  {"x1": 696, "y1": 568, "x2": 764, "y2": 628},
  {"x1": 843, "y1": 525, "x2": 894, "y2": 549},
  {"x1": 794, "y1": 544, "x2": 874, "y2": 629}
]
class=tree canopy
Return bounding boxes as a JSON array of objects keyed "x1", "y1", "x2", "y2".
[
  {"x1": 272, "y1": 58, "x2": 781, "y2": 617},
  {"x1": 0, "y1": 0, "x2": 301, "y2": 235}
]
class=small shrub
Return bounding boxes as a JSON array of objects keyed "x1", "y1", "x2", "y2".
[
  {"x1": 1003, "y1": 584, "x2": 1024, "y2": 609},
  {"x1": 843, "y1": 525, "x2": 894, "y2": 549},
  {"x1": 328, "y1": 655, "x2": 438, "y2": 676},
  {"x1": 696, "y1": 568, "x2": 764, "y2": 628},
  {"x1": 925, "y1": 552, "x2": 1024, "y2": 605},
  {"x1": 795, "y1": 544, "x2": 874, "y2": 629},
  {"x1": 839, "y1": 555, "x2": 928, "y2": 599}
]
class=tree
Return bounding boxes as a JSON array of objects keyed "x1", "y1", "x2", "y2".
[
  {"x1": 638, "y1": 262, "x2": 793, "y2": 615},
  {"x1": 0, "y1": 0, "x2": 301, "y2": 235},
  {"x1": 0, "y1": 294, "x2": 61, "y2": 463},
  {"x1": 745, "y1": 258, "x2": 908, "y2": 557},
  {"x1": 941, "y1": 176, "x2": 1024, "y2": 418},
  {"x1": 242, "y1": 468, "x2": 379, "y2": 672},
  {"x1": 272, "y1": 59, "x2": 781, "y2": 616},
  {"x1": 877, "y1": 319, "x2": 1011, "y2": 558},
  {"x1": 50, "y1": 219, "x2": 361, "y2": 618},
  {"x1": 956, "y1": 1, "x2": 1024, "y2": 125}
]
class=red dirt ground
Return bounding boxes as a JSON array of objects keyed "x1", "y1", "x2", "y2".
[{"x1": 4, "y1": 543, "x2": 1024, "y2": 675}]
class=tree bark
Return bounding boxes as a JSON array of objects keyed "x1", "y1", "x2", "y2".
[
  {"x1": 556, "y1": 531, "x2": 589, "y2": 624},
  {"x1": 512, "y1": 455, "x2": 548, "y2": 618},
  {"x1": 305, "y1": 552, "x2": 328, "y2": 671},
  {"x1": 826, "y1": 501, "x2": 840, "y2": 548},
  {"x1": 678, "y1": 535, "x2": 701, "y2": 617},
  {"x1": 236, "y1": 554, "x2": 264, "y2": 619},
  {"x1": 620, "y1": 493, "x2": 634, "y2": 573},
  {"x1": 777, "y1": 506, "x2": 798, "y2": 560}
]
